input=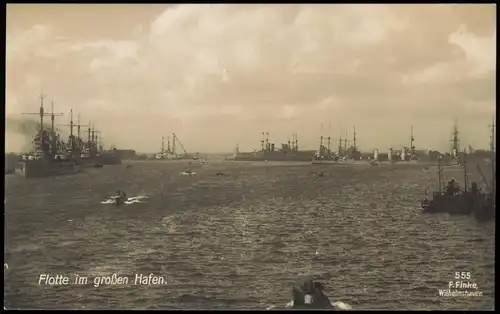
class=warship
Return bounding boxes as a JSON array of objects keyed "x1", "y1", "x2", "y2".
[
  {"x1": 371, "y1": 125, "x2": 435, "y2": 166},
  {"x1": 14, "y1": 94, "x2": 82, "y2": 178},
  {"x1": 369, "y1": 123, "x2": 467, "y2": 166},
  {"x1": 58, "y1": 111, "x2": 104, "y2": 168},
  {"x1": 312, "y1": 126, "x2": 366, "y2": 165},
  {"x1": 93, "y1": 130, "x2": 122, "y2": 165},
  {"x1": 234, "y1": 132, "x2": 315, "y2": 162},
  {"x1": 80, "y1": 122, "x2": 103, "y2": 166},
  {"x1": 154, "y1": 133, "x2": 198, "y2": 160}
]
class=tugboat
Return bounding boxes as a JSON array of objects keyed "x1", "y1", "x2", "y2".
[
  {"x1": 421, "y1": 152, "x2": 477, "y2": 215},
  {"x1": 472, "y1": 119, "x2": 496, "y2": 222},
  {"x1": 15, "y1": 94, "x2": 82, "y2": 178}
]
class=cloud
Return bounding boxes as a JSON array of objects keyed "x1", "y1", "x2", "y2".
[{"x1": 5, "y1": 4, "x2": 496, "y2": 153}]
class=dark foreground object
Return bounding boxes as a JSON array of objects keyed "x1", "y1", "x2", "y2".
[{"x1": 291, "y1": 278, "x2": 335, "y2": 310}]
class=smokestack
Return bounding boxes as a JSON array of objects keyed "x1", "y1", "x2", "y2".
[{"x1": 295, "y1": 133, "x2": 298, "y2": 151}]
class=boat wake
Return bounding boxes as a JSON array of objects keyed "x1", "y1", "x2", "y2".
[
  {"x1": 266, "y1": 300, "x2": 352, "y2": 310},
  {"x1": 100, "y1": 195, "x2": 148, "y2": 205}
]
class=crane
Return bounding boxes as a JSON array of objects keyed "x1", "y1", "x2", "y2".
[{"x1": 172, "y1": 133, "x2": 192, "y2": 158}]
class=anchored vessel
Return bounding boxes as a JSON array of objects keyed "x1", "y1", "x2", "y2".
[
  {"x1": 58, "y1": 111, "x2": 104, "y2": 168},
  {"x1": 421, "y1": 154, "x2": 476, "y2": 215},
  {"x1": 312, "y1": 126, "x2": 366, "y2": 165},
  {"x1": 234, "y1": 132, "x2": 315, "y2": 162},
  {"x1": 472, "y1": 118, "x2": 495, "y2": 221},
  {"x1": 421, "y1": 119, "x2": 496, "y2": 219},
  {"x1": 15, "y1": 94, "x2": 82, "y2": 178},
  {"x1": 154, "y1": 133, "x2": 198, "y2": 160}
]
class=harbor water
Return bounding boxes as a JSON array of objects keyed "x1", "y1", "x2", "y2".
[{"x1": 4, "y1": 160, "x2": 495, "y2": 310}]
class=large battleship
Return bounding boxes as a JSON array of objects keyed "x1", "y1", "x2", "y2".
[
  {"x1": 153, "y1": 133, "x2": 198, "y2": 160},
  {"x1": 58, "y1": 112, "x2": 104, "y2": 168},
  {"x1": 14, "y1": 95, "x2": 82, "y2": 178},
  {"x1": 233, "y1": 132, "x2": 316, "y2": 162},
  {"x1": 83, "y1": 125, "x2": 122, "y2": 165}
]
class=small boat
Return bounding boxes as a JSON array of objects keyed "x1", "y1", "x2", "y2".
[
  {"x1": 101, "y1": 195, "x2": 148, "y2": 206},
  {"x1": 268, "y1": 278, "x2": 352, "y2": 310}
]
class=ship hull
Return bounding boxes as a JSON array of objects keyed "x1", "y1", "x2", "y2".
[
  {"x1": 79, "y1": 156, "x2": 104, "y2": 168},
  {"x1": 100, "y1": 152, "x2": 122, "y2": 165},
  {"x1": 422, "y1": 192, "x2": 486, "y2": 215},
  {"x1": 15, "y1": 160, "x2": 81, "y2": 178},
  {"x1": 368, "y1": 160, "x2": 438, "y2": 167},
  {"x1": 234, "y1": 151, "x2": 315, "y2": 162},
  {"x1": 311, "y1": 159, "x2": 370, "y2": 166}
]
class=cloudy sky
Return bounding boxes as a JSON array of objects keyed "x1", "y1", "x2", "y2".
[{"x1": 6, "y1": 4, "x2": 496, "y2": 153}]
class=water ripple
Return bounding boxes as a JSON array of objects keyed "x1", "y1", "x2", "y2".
[{"x1": 4, "y1": 161, "x2": 494, "y2": 310}]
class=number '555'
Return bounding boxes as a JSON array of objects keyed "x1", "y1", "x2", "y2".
[{"x1": 455, "y1": 272, "x2": 471, "y2": 279}]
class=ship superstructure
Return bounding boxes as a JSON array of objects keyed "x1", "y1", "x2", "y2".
[
  {"x1": 234, "y1": 132, "x2": 315, "y2": 162},
  {"x1": 312, "y1": 125, "x2": 366, "y2": 165},
  {"x1": 16, "y1": 94, "x2": 82, "y2": 178},
  {"x1": 154, "y1": 133, "x2": 198, "y2": 160}
]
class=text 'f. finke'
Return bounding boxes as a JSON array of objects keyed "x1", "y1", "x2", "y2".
[{"x1": 134, "y1": 273, "x2": 166, "y2": 285}]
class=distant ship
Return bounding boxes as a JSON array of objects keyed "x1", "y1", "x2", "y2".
[
  {"x1": 15, "y1": 95, "x2": 81, "y2": 178},
  {"x1": 233, "y1": 132, "x2": 315, "y2": 162},
  {"x1": 153, "y1": 133, "x2": 198, "y2": 161},
  {"x1": 311, "y1": 126, "x2": 367, "y2": 165}
]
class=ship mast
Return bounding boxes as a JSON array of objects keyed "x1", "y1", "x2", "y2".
[
  {"x1": 57, "y1": 109, "x2": 80, "y2": 152},
  {"x1": 344, "y1": 129, "x2": 348, "y2": 158},
  {"x1": 20, "y1": 92, "x2": 59, "y2": 156},
  {"x1": 438, "y1": 156, "x2": 442, "y2": 193},
  {"x1": 46, "y1": 101, "x2": 64, "y2": 155},
  {"x1": 69, "y1": 109, "x2": 75, "y2": 151},
  {"x1": 172, "y1": 132, "x2": 177, "y2": 156},
  {"x1": 338, "y1": 127, "x2": 343, "y2": 156},
  {"x1": 75, "y1": 114, "x2": 89, "y2": 151},
  {"x1": 91, "y1": 124, "x2": 101, "y2": 152},
  {"x1": 161, "y1": 136, "x2": 165, "y2": 154},
  {"x1": 94, "y1": 128, "x2": 102, "y2": 152},
  {"x1": 451, "y1": 118, "x2": 460, "y2": 159},
  {"x1": 410, "y1": 125, "x2": 415, "y2": 156},
  {"x1": 353, "y1": 125, "x2": 357, "y2": 158},
  {"x1": 489, "y1": 117, "x2": 495, "y2": 197},
  {"x1": 261, "y1": 132, "x2": 265, "y2": 152},
  {"x1": 463, "y1": 148, "x2": 468, "y2": 192},
  {"x1": 84, "y1": 124, "x2": 92, "y2": 151}
]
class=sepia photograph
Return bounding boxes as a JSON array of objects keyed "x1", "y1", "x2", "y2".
[{"x1": 4, "y1": 3, "x2": 495, "y2": 310}]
